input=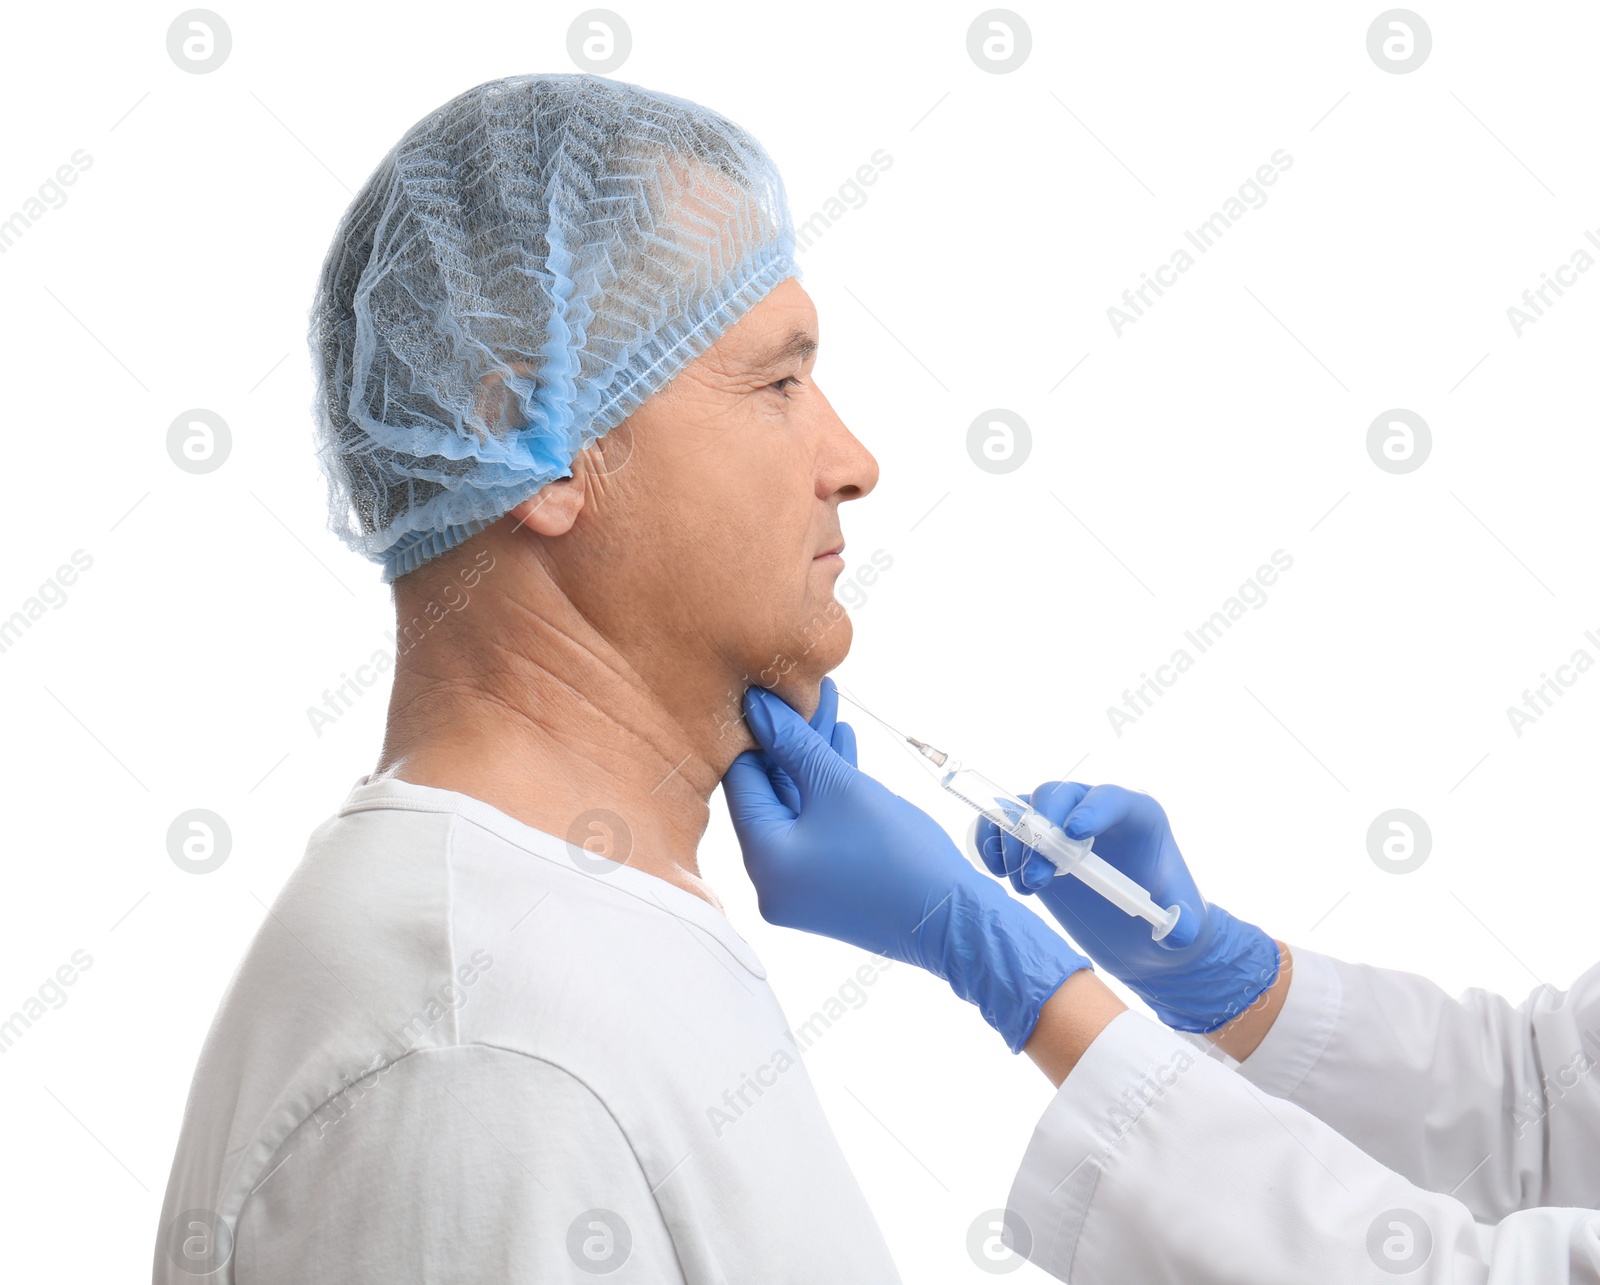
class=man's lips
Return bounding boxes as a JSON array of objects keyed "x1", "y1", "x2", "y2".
[{"x1": 813, "y1": 542, "x2": 845, "y2": 561}]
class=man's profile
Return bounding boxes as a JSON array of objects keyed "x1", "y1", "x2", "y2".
[{"x1": 153, "y1": 72, "x2": 891, "y2": 1283}]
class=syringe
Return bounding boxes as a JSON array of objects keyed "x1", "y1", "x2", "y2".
[{"x1": 907, "y1": 736, "x2": 1182, "y2": 942}]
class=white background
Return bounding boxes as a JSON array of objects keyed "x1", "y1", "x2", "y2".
[{"x1": 3, "y1": 1, "x2": 1597, "y2": 1279}]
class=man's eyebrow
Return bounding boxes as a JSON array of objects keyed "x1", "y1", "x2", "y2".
[{"x1": 744, "y1": 328, "x2": 818, "y2": 371}]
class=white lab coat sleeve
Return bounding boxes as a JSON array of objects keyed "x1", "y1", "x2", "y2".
[
  {"x1": 1005, "y1": 1010, "x2": 1600, "y2": 1283},
  {"x1": 1228, "y1": 946, "x2": 1600, "y2": 1220}
]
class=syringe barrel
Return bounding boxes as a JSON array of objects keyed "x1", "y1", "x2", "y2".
[
  {"x1": 1009, "y1": 810, "x2": 1095, "y2": 873},
  {"x1": 940, "y1": 765, "x2": 1095, "y2": 870},
  {"x1": 940, "y1": 764, "x2": 1178, "y2": 939}
]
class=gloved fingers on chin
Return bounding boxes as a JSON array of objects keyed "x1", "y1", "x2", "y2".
[
  {"x1": 830, "y1": 719, "x2": 858, "y2": 769},
  {"x1": 746, "y1": 687, "x2": 851, "y2": 799},
  {"x1": 767, "y1": 765, "x2": 802, "y2": 814},
  {"x1": 808, "y1": 676, "x2": 840, "y2": 739},
  {"x1": 721, "y1": 751, "x2": 790, "y2": 829}
]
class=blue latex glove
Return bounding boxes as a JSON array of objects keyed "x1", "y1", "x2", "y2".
[
  {"x1": 723, "y1": 680, "x2": 1091, "y2": 1053},
  {"x1": 975, "y1": 783, "x2": 1280, "y2": 1034}
]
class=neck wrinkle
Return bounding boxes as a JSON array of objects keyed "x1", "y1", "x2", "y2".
[{"x1": 377, "y1": 576, "x2": 736, "y2": 907}]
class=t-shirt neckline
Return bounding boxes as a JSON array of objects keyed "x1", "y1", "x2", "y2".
[{"x1": 339, "y1": 773, "x2": 767, "y2": 980}]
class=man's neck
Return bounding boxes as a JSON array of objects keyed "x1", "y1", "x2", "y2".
[{"x1": 374, "y1": 600, "x2": 747, "y2": 910}]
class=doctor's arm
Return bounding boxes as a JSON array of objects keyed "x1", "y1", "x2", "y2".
[
  {"x1": 1020, "y1": 940, "x2": 1293, "y2": 1086},
  {"x1": 1007, "y1": 969, "x2": 1600, "y2": 1283},
  {"x1": 1228, "y1": 944, "x2": 1600, "y2": 1220},
  {"x1": 983, "y1": 781, "x2": 1600, "y2": 1222}
]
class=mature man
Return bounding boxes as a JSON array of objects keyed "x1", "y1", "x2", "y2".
[{"x1": 153, "y1": 73, "x2": 932, "y2": 1282}]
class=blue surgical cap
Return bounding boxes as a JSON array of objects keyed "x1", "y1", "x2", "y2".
[{"x1": 309, "y1": 73, "x2": 800, "y2": 582}]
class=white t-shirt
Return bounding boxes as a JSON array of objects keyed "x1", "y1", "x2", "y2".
[{"x1": 154, "y1": 774, "x2": 902, "y2": 1283}]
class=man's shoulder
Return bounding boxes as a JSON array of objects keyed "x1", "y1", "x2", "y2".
[{"x1": 191, "y1": 781, "x2": 769, "y2": 1136}]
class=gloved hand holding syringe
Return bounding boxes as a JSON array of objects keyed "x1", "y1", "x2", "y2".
[{"x1": 839, "y1": 692, "x2": 1182, "y2": 942}]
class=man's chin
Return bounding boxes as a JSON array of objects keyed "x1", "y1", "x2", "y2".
[
  {"x1": 798, "y1": 603, "x2": 853, "y2": 681},
  {"x1": 819, "y1": 606, "x2": 854, "y2": 663},
  {"x1": 766, "y1": 622, "x2": 851, "y2": 718}
]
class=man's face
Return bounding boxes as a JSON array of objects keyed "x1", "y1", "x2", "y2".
[{"x1": 543, "y1": 278, "x2": 879, "y2": 732}]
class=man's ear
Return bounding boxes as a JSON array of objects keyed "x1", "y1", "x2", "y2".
[{"x1": 508, "y1": 474, "x2": 585, "y2": 536}]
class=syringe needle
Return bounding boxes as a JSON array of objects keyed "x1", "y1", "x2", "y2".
[
  {"x1": 834, "y1": 687, "x2": 949, "y2": 772},
  {"x1": 835, "y1": 686, "x2": 910, "y2": 741}
]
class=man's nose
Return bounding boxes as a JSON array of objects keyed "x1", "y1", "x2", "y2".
[{"x1": 817, "y1": 394, "x2": 879, "y2": 502}]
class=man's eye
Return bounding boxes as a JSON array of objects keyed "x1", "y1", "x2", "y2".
[{"x1": 768, "y1": 375, "x2": 803, "y2": 397}]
